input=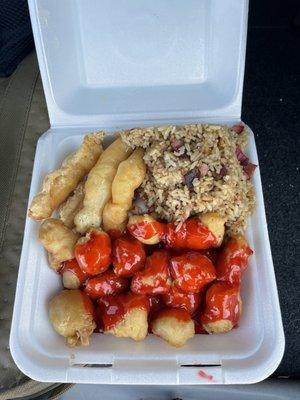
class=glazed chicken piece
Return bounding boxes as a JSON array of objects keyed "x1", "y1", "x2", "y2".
[
  {"x1": 97, "y1": 292, "x2": 150, "y2": 341},
  {"x1": 200, "y1": 282, "x2": 242, "y2": 333}
]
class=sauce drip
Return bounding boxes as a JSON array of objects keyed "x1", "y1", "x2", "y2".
[{"x1": 198, "y1": 370, "x2": 213, "y2": 381}]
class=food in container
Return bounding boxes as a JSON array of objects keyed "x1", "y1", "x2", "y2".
[{"x1": 28, "y1": 124, "x2": 256, "y2": 348}]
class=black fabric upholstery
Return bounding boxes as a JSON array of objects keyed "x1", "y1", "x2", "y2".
[{"x1": 0, "y1": 0, "x2": 34, "y2": 76}]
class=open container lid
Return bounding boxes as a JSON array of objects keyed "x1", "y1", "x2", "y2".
[{"x1": 30, "y1": 0, "x2": 249, "y2": 127}]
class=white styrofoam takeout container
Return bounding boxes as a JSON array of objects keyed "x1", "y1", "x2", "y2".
[{"x1": 10, "y1": 0, "x2": 284, "y2": 384}]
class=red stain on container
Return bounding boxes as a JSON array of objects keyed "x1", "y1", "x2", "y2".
[{"x1": 198, "y1": 369, "x2": 213, "y2": 381}]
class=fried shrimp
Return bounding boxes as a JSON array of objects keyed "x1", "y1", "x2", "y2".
[
  {"x1": 74, "y1": 138, "x2": 131, "y2": 233},
  {"x1": 103, "y1": 148, "x2": 146, "y2": 233},
  {"x1": 28, "y1": 132, "x2": 104, "y2": 220}
]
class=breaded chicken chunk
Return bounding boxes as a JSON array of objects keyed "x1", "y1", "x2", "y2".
[
  {"x1": 98, "y1": 293, "x2": 149, "y2": 341},
  {"x1": 151, "y1": 308, "x2": 195, "y2": 347}
]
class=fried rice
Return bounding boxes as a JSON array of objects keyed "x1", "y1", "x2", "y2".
[{"x1": 121, "y1": 124, "x2": 255, "y2": 235}]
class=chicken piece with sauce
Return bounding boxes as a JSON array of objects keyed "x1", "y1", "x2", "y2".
[
  {"x1": 97, "y1": 293, "x2": 149, "y2": 341},
  {"x1": 127, "y1": 212, "x2": 225, "y2": 250}
]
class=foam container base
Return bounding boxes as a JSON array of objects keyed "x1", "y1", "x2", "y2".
[{"x1": 10, "y1": 0, "x2": 284, "y2": 384}]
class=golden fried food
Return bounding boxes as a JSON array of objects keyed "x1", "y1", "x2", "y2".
[
  {"x1": 106, "y1": 308, "x2": 148, "y2": 341},
  {"x1": 110, "y1": 148, "x2": 146, "y2": 205},
  {"x1": 39, "y1": 218, "x2": 79, "y2": 270},
  {"x1": 98, "y1": 293, "x2": 149, "y2": 341},
  {"x1": 60, "y1": 259, "x2": 88, "y2": 289},
  {"x1": 103, "y1": 204, "x2": 128, "y2": 233},
  {"x1": 151, "y1": 308, "x2": 195, "y2": 347},
  {"x1": 127, "y1": 214, "x2": 163, "y2": 245},
  {"x1": 74, "y1": 137, "x2": 132, "y2": 233},
  {"x1": 58, "y1": 181, "x2": 85, "y2": 228},
  {"x1": 103, "y1": 148, "x2": 146, "y2": 232},
  {"x1": 28, "y1": 132, "x2": 104, "y2": 220},
  {"x1": 199, "y1": 212, "x2": 225, "y2": 246},
  {"x1": 49, "y1": 290, "x2": 96, "y2": 347},
  {"x1": 201, "y1": 282, "x2": 242, "y2": 334},
  {"x1": 48, "y1": 253, "x2": 62, "y2": 271},
  {"x1": 203, "y1": 319, "x2": 234, "y2": 333}
]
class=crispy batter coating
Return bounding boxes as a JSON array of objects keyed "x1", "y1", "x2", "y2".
[
  {"x1": 39, "y1": 218, "x2": 79, "y2": 270},
  {"x1": 103, "y1": 148, "x2": 146, "y2": 232},
  {"x1": 127, "y1": 214, "x2": 162, "y2": 245},
  {"x1": 199, "y1": 212, "x2": 225, "y2": 246},
  {"x1": 58, "y1": 181, "x2": 85, "y2": 228},
  {"x1": 28, "y1": 132, "x2": 104, "y2": 220},
  {"x1": 74, "y1": 138, "x2": 132, "y2": 233},
  {"x1": 62, "y1": 270, "x2": 81, "y2": 289},
  {"x1": 106, "y1": 308, "x2": 148, "y2": 341},
  {"x1": 48, "y1": 253, "x2": 62, "y2": 271},
  {"x1": 49, "y1": 290, "x2": 96, "y2": 347},
  {"x1": 203, "y1": 294, "x2": 242, "y2": 334},
  {"x1": 203, "y1": 319, "x2": 234, "y2": 334},
  {"x1": 151, "y1": 309, "x2": 195, "y2": 347}
]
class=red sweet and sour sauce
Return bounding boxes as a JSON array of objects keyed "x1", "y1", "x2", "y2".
[{"x1": 97, "y1": 293, "x2": 149, "y2": 331}]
